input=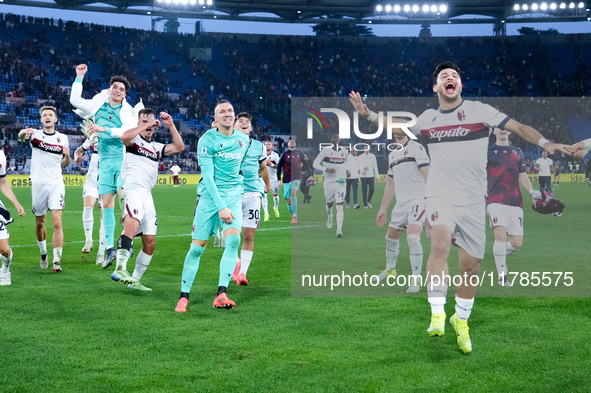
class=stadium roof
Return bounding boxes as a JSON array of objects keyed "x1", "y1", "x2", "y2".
[{"x1": 4, "y1": 0, "x2": 590, "y2": 25}]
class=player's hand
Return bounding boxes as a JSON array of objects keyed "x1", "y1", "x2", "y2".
[
  {"x1": 15, "y1": 203, "x2": 25, "y2": 217},
  {"x1": 21, "y1": 127, "x2": 34, "y2": 139},
  {"x1": 529, "y1": 189, "x2": 542, "y2": 200},
  {"x1": 544, "y1": 142, "x2": 572, "y2": 156},
  {"x1": 376, "y1": 208, "x2": 388, "y2": 227},
  {"x1": 87, "y1": 124, "x2": 106, "y2": 134},
  {"x1": 348, "y1": 91, "x2": 370, "y2": 117},
  {"x1": 74, "y1": 154, "x2": 84, "y2": 164},
  {"x1": 278, "y1": 181, "x2": 283, "y2": 188},
  {"x1": 326, "y1": 168, "x2": 336, "y2": 174},
  {"x1": 62, "y1": 146, "x2": 70, "y2": 156},
  {"x1": 218, "y1": 207, "x2": 234, "y2": 224},
  {"x1": 159, "y1": 112, "x2": 173, "y2": 128},
  {"x1": 76, "y1": 64, "x2": 88, "y2": 78},
  {"x1": 571, "y1": 141, "x2": 590, "y2": 159},
  {"x1": 346, "y1": 170, "x2": 351, "y2": 178}
]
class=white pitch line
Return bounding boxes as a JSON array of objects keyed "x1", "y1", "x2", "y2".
[{"x1": 9, "y1": 224, "x2": 322, "y2": 248}]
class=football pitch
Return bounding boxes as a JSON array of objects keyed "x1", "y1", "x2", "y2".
[{"x1": 1, "y1": 183, "x2": 589, "y2": 392}]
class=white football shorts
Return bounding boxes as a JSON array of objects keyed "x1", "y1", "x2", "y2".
[
  {"x1": 242, "y1": 191, "x2": 262, "y2": 229},
  {"x1": 487, "y1": 203, "x2": 524, "y2": 237},
  {"x1": 425, "y1": 197, "x2": 486, "y2": 260},
  {"x1": 32, "y1": 182, "x2": 65, "y2": 216},
  {"x1": 122, "y1": 188, "x2": 158, "y2": 236}
]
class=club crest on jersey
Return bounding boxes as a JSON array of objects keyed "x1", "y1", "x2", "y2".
[
  {"x1": 404, "y1": 150, "x2": 408, "y2": 156},
  {"x1": 431, "y1": 212, "x2": 439, "y2": 221},
  {"x1": 200, "y1": 146, "x2": 208, "y2": 157},
  {"x1": 457, "y1": 110, "x2": 465, "y2": 121},
  {"x1": 239, "y1": 140, "x2": 244, "y2": 148}
]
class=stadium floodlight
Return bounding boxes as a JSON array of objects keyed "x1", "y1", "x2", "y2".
[
  {"x1": 550, "y1": 3, "x2": 557, "y2": 9},
  {"x1": 394, "y1": 4, "x2": 401, "y2": 12},
  {"x1": 198, "y1": 0, "x2": 204, "y2": 3},
  {"x1": 412, "y1": 4, "x2": 419, "y2": 12},
  {"x1": 376, "y1": 5, "x2": 383, "y2": 11},
  {"x1": 569, "y1": 2, "x2": 575, "y2": 8},
  {"x1": 560, "y1": 2, "x2": 566, "y2": 7},
  {"x1": 165, "y1": 0, "x2": 171, "y2": 4},
  {"x1": 385, "y1": 4, "x2": 392, "y2": 11},
  {"x1": 522, "y1": 4, "x2": 529, "y2": 9},
  {"x1": 190, "y1": 0, "x2": 196, "y2": 4},
  {"x1": 404, "y1": 4, "x2": 411, "y2": 11},
  {"x1": 181, "y1": 0, "x2": 188, "y2": 4},
  {"x1": 578, "y1": 1, "x2": 584, "y2": 7},
  {"x1": 439, "y1": 4, "x2": 447, "y2": 12},
  {"x1": 531, "y1": 3, "x2": 538, "y2": 10},
  {"x1": 430, "y1": 4, "x2": 438, "y2": 12},
  {"x1": 422, "y1": 4, "x2": 429, "y2": 12},
  {"x1": 206, "y1": 0, "x2": 212, "y2": 5},
  {"x1": 513, "y1": 4, "x2": 520, "y2": 10},
  {"x1": 541, "y1": 2, "x2": 548, "y2": 9}
]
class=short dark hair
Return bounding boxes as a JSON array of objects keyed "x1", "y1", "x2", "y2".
[
  {"x1": 215, "y1": 99, "x2": 231, "y2": 109},
  {"x1": 432, "y1": 62, "x2": 461, "y2": 84},
  {"x1": 39, "y1": 105, "x2": 57, "y2": 116},
  {"x1": 235, "y1": 112, "x2": 252, "y2": 122},
  {"x1": 110, "y1": 75, "x2": 131, "y2": 91},
  {"x1": 138, "y1": 108, "x2": 156, "y2": 118}
]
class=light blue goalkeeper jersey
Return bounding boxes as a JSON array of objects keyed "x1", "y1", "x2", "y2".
[
  {"x1": 241, "y1": 138, "x2": 265, "y2": 195},
  {"x1": 197, "y1": 128, "x2": 250, "y2": 203},
  {"x1": 95, "y1": 102, "x2": 124, "y2": 159}
]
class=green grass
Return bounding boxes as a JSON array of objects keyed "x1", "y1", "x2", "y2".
[{"x1": 0, "y1": 183, "x2": 590, "y2": 392}]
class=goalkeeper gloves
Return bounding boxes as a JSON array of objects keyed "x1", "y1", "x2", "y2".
[{"x1": 80, "y1": 119, "x2": 99, "y2": 145}]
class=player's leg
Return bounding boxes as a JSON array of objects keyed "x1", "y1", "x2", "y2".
[
  {"x1": 367, "y1": 177, "x2": 375, "y2": 208},
  {"x1": 261, "y1": 191, "x2": 270, "y2": 221},
  {"x1": 176, "y1": 197, "x2": 214, "y2": 312},
  {"x1": 425, "y1": 224, "x2": 452, "y2": 337},
  {"x1": 50, "y1": 209, "x2": 64, "y2": 272},
  {"x1": 82, "y1": 179, "x2": 98, "y2": 253},
  {"x1": 352, "y1": 178, "x2": 359, "y2": 209},
  {"x1": 379, "y1": 226, "x2": 403, "y2": 282},
  {"x1": 271, "y1": 182, "x2": 280, "y2": 216},
  {"x1": 0, "y1": 237, "x2": 13, "y2": 286},
  {"x1": 101, "y1": 192, "x2": 117, "y2": 266},
  {"x1": 82, "y1": 195, "x2": 97, "y2": 253},
  {"x1": 406, "y1": 223, "x2": 423, "y2": 293},
  {"x1": 325, "y1": 182, "x2": 335, "y2": 229},
  {"x1": 124, "y1": 193, "x2": 156, "y2": 290},
  {"x1": 32, "y1": 184, "x2": 49, "y2": 268},
  {"x1": 448, "y1": 203, "x2": 485, "y2": 354},
  {"x1": 334, "y1": 182, "x2": 346, "y2": 237},
  {"x1": 361, "y1": 178, "x2": 368, "y2": 208},
  {"x1": 237, "y1": 193, "x2": 261, "y2": 285},
  {"x1": 99, "y1": 161, "x2": 122, "y2": 267},
  {"x1": 450, "y1": 247, "x2": 480, "y2": 354},
  {"x1": 111, "y1": 215, "x2": 139, "y2": 283},
  {"x1": 128, "y1": 234, "x2": 155, "y2": 291},
  {"x1": 290, "y1": 180, "x2": 301, "y2": 222},
  {"x1": 47, "y1": 183, "x2": 66, "y2": 272},
  {"x1": 345, "y1": 179, "x2": 352, "y2": 208},
  {"x1": 97, "y1": 206, "x2": 106, "y2": 264},
  {"x1": 35, "y1": 214, "x2": 48, "y2": 268},
  {"x1": 493, "y1": 226, "x2": 509, "y2": 284}
]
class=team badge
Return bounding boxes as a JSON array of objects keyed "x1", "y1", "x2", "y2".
[
  {"x1": 57, "y1": 138, "x2": 60, "y2": 143},
  {"x1": 457, "y1": 109, "x2": 465, "y2": 121},
  {"x1": 431, "y1": 212, "x2": 439, "y2": 221},
  {"x1": 239, "y1": 140, "x2": 244, "y2": 148}
]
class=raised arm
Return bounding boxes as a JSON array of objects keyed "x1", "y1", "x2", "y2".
[
  {"x1": 503, "y1": 119, "x2": 572, "y2": 155},
  {"x1": 348, "y1": 91, "x2": 414, "y2": 139},
  {"x1": 161, "y1": 112, "x2": 185, "y2": 156},
  {"x1": 376, "y1": 175, "x2": 395, "y2": 227}
]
